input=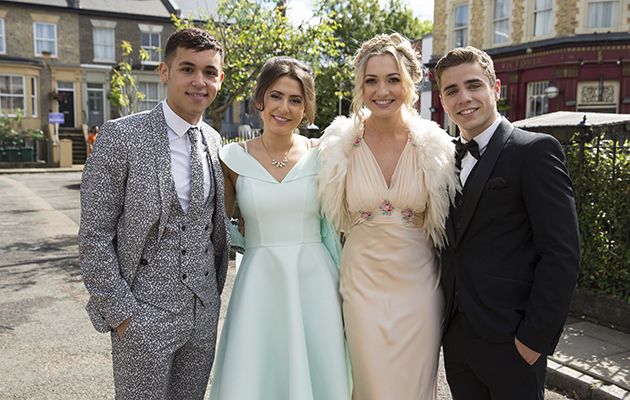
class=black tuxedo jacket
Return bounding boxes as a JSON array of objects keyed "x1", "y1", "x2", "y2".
[{"x1": 440, "y1": 118, "x2": 580, "y2": 355}]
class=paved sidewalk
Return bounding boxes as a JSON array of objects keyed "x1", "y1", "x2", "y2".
[
  {"x1": 547, "y1": 318, "x2": 630, "y2": 399},
  {"x1": 0, "y1": 165, "x2": 84, "y2": 174},
  {"x1": 2, "y1": 166, "x2": 628, "y2": 399}
]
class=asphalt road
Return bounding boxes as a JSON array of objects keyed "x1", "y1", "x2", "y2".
[{"x1": 0, "y1": 172, "x2": 573, "y2": 399}]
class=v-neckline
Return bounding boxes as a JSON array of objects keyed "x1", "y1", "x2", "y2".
[
  {"x1": 238, "y1": 145, "x2": 312, "y2": 183},
  {"x1": 361, "y1": 136, "x2": 409, "y2": 190}
]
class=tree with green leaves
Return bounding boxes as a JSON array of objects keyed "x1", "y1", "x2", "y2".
[
  {"x1": 108, "y1": 41, "x2": 150, "y2": 118},
  {"x1": 173, "y1": 0, "x2": 341, "y2": 132},
  {"x1": 312, "y1": 0, "x2": 432, "y2": 128},
  {"x1": 566, "y1": 136, "x2": 630, "y2": 303}
]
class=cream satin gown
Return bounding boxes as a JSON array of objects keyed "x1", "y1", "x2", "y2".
[{"x1": 341, "y1": 133, "x2": 443, "y2": 400}]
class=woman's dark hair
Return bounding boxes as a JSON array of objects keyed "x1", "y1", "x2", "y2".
[{"x1": 253, "y1": 56, "x2": 316, "y2": 125}]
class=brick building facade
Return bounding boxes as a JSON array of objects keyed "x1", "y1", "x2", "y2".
[
  {"x1": 0, "y1": 0, "x2": 177, "y2": 133},
  {"x1": 428, "y1": 0, "x2": 630, "y2": 132}
]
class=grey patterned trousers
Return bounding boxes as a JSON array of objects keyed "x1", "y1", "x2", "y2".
[{"x1": 110, "y1": 297, "x2": 218, "y2": 400}]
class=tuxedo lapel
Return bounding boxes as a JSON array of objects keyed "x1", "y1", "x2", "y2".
[
  {"x1": 150, "y1": 104, "x2": 176, "y2": 242},
  {"x1": 455, "y1": 118, "x2": 513, "y2": 248}
]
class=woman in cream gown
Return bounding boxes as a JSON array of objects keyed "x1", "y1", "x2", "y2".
[{"x1": 319, "y1": 34, "x2": 458, "y2": 400}]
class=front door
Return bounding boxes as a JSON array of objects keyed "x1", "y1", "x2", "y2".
[
  {"x1": 87, "y1": 83, "x2": 104, "y2": 127},
  {"x1": 57, "y1": 81, "x2": 75, "y2": 128}
]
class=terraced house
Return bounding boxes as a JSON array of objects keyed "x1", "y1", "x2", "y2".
[
  {"x1": 0, "y1": 0, "x2": 178, "y2": 163},
  {"x1": 428, "y1": 0, "x2": 630, "y2": 132}
]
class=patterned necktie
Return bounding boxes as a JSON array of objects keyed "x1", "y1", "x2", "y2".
[
  {"x1": 453, "y1": 138, "x2": 480, "y2": 170},
  {"x1": 187, "y1": 127, "x2": 204, "y2": 214}
]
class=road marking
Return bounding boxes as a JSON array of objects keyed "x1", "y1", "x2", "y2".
[{"x1": 0, "y1": 176, "x2": 78, "y2": 238}]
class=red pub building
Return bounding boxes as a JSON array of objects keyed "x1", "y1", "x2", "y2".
[{"x1": 428, "y1": 0, "x2": 630, "y2": 133}]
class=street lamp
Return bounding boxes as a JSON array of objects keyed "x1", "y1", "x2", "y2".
[
  {"x1": 576, "y1": 115, "x2": 593, "y2": 142},
  {"x1": 544, "y1": 85, "x2": 559, "y2": 99},
  {"x1": 576, "y1": 115, "x2": 593, "y2": 167}
]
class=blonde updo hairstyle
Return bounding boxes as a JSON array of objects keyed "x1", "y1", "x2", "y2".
[{"x1": 351, "y1": 33, "x2": 423, "y2": 123}]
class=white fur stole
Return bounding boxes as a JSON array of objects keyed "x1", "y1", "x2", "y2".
[{"x1": 317, "y1": 114, "x2": 458, "y2": 250}]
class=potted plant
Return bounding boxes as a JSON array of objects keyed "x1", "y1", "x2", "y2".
[
  {"x1": 19, "y1": 128, "x2": 45, "y2": 162},
  {"x1": 49, "y1": 90, "x2": 60, "y2": 102},
  {"x1": 0, "y1": 110, "x2": 45, "y2": 163},
  {"x1": 0, "y1": 113, "x2": 19, "y2": 162}
]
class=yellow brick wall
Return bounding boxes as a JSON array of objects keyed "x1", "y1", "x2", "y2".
[
  {"x1": 556, "y1": 0, "x2": 578, "y2": 36},
  {"x1": 512, "y1": 0, "x2": 525, "y2": 44},
  {"x1": 432, "y1": 0, "x2": 448, "y2": 58},
  {"x1": 431, "y1": 0, "x2": 629, "y2": 59},
  {"x1": 470, "y1": 0, "x2": 486, "y2": 48}
]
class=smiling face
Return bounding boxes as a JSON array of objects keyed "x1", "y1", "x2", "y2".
[
  {"x1": 439, "y1": 61, "x2": 500, "y2": 140},
  {"x1": 159, "y1": 46, "x2": 224, "y2": 124},
  {"x1": 362, "y1": 54, "x2": 406, "y2": 120},
  {"x1": 258, "y1": 75, "x2": 305, "y2": 137}
]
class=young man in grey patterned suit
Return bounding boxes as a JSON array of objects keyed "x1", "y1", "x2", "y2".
[{"x1": 78, "y1": 28, "x2": 230, "y2": 399}]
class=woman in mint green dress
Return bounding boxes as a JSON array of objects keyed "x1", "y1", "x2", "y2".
[{"x1": 209, "y1": 56, "x2": 350, "y2": 400}]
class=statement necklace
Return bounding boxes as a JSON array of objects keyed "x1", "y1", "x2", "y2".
[{"x1": 261, "y1": 135, "x2": 294, "y2": 168}]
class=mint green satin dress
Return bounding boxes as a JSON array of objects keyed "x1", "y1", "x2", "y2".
[{"x1": 209, "y1": 143, "x2": 350, "y2": 400}]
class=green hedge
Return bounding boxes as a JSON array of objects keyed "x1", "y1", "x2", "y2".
[{"x1": 565, "y1": 137, "x2": 630, "y2": 303}]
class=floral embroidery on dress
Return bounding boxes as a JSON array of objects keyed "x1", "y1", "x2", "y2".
[
  {"x1": 401, "y1": 207, "x2": 415, "y2": 222},
  {"x1": 380, "y1": 200, "x2": 394, "y2": 216},
  {"x1": 353, "y1": 136, "x2": 362, "y2": 147},
  {"x1": 359, "y1": 211, "x2": 374, "y2": 221}
]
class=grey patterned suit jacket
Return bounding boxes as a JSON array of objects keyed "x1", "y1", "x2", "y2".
[{"x1": 78, "y1": 104, "x2": 230, "y2": 333}]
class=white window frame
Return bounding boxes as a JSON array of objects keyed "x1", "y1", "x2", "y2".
[
  {"x1": 526, "y1": 81, "x2": 550, "y2": 118},
  {"x1": 533, "y1": 0, "x2": 554, "y2": 37},
  {"x1": 137, "y1": 81, "x2": 160, "y2": 111},
  {"x1": 93, "y1": 27, "x2": 115, "y2": 62},
  {"x1": 587, "y1": 0, "x2": 619, "y2": 29},
  {"x1": 453, "y1": 4, "x2": 469, "y2": 48},
  {"x1": 500, "y1": 84, "x2": 508, "y2": 100},
  {"x1": 493, "y1": 0, "x2": 511, "y2": 45},
  {"x1": 0, "y1": 74, "x2": 26, "y2": 117},
  {"x1": 33, "y1": 22, "x2": 58, "y2": 57},
  {"x1": 0, "y1": 18, "x2": 6, "y2": 54},
  {"x1": 31, "y1": 76, "x2": 38, "y2": 117},
  {"x1": 139, "y1": 24, "x2": 163, "y2": 65}
]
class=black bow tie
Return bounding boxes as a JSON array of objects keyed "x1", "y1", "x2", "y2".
[{"x1": 453, "y1": 138, "x2": 480, "y2": 169}]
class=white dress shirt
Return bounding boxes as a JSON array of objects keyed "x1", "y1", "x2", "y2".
[
  {"x1": 162, "y1": 100, "x2": 211, "y2": 213},
  {"x1": 459, "y1": 115, "x2": 502, "y2": 186}
]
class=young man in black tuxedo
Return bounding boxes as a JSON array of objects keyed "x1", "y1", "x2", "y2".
[{"x1": 436, "y1": 46, "x2": 580, "y2": 400}]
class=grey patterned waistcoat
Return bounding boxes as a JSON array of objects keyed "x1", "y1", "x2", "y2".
[{"x1": 133, "y1": 182, "x2": 217, "y2": 312}]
